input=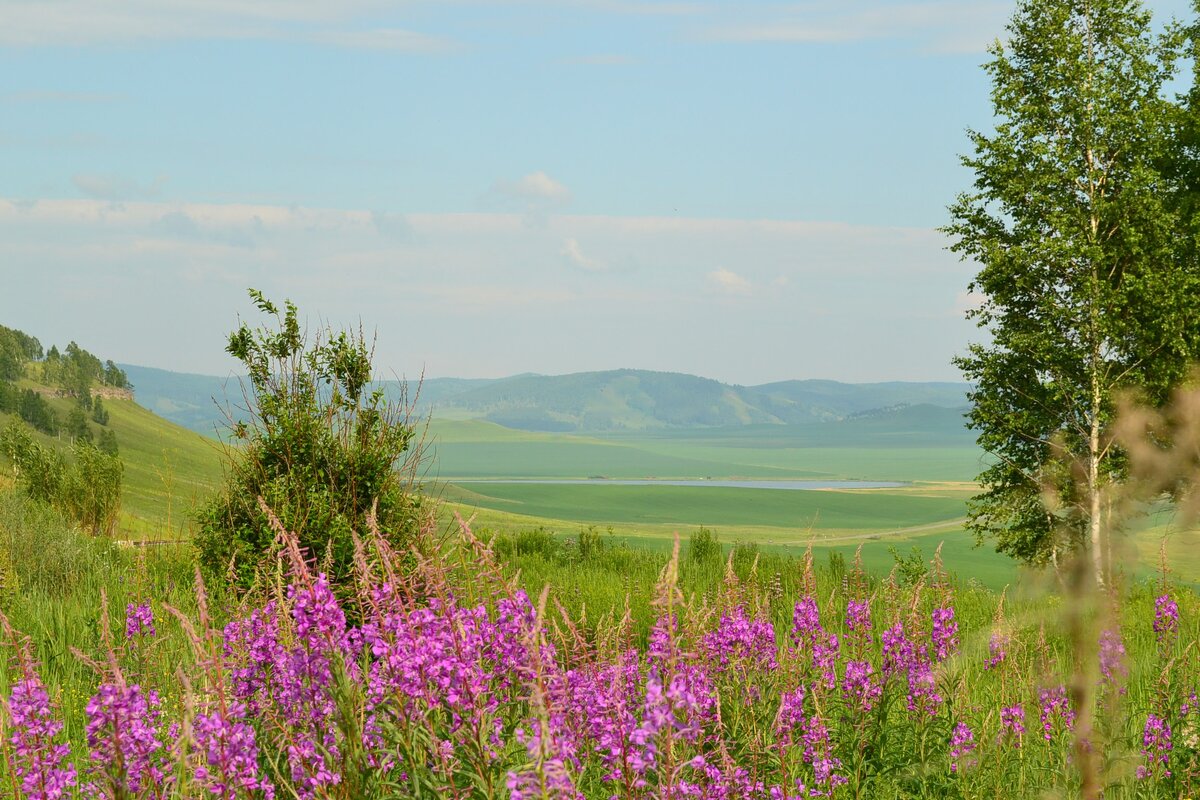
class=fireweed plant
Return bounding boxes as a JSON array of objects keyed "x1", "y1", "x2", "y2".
[{"x1": 0, "y1": 506, "x2": 1198, "y2": 799}]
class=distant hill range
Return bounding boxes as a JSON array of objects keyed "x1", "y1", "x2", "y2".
[{"x1": 121, "y1": 364, "x2": 972, "y2": 437}]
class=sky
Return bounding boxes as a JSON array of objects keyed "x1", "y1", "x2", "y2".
[{"x1": 1, "y1": 0, "x2": 1195, "y2": 385}]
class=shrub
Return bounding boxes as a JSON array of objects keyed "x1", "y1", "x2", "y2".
[
  {"x1": 194, "y1": 290, "x2": 426, "y2": 591},
  {"x1": 688, "y1": 525, "x2": 722, "y2": 563},
  {"x1": 0, "y1": 421, "x2": 122, "y2": 535}
]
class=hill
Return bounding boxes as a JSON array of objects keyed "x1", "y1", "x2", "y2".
[
  {"x1": 0, "y1": 334, "x2": 225, "y2": 538},
  {"x1": 122, "y1": 364, "x2": 972, "y2": 435}
]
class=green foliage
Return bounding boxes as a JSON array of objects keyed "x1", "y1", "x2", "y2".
[
  {"x1": 945, "y1": 0, "x2": 1200, "y2": 568},
  {"x1": 60, "y1": 441, "x2": 123, "y2": 535},
  {"x1": 0, "y1": 324, "x2": 41, "y2": 382},
  {"x1": 888, "y1": 544, "x2": 928, "y2": 587},
  {"x1": 67, "y1": 405, "x2": 93, "y2": 444},
  {"x1": 91, "y1": 396, "x2": 109, "y2": 425},
  {"x1": 96, "y1": 428, "x2": 119, "y2": 456},
  {"x1": 688, "y1": 525, "x2": 722, "y2": 563},
  {"x1": 1, "y1": 420, "x2": 122, "y2": 535},
  {"x1": 16, "y1": 389, "x2": 58, "y2": 435},
  {"x1": 1, "y1": 421, "x2": 65, "y2": 505},
  {"x1": 195, "y1": 289, "x2": 425, "y2": 591},
  {"x1": 102, "y1": 359, "x2": 129, "y2": 389}
]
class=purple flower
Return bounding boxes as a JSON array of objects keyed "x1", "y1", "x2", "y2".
[
  {"x1": 193, "y1": 701, "x2": 276, "y2": 799},
  {"x1": 844, "y1": 600, "x2": 872, "y2": 652},
  {"x1": 701, "y1": 606, "x2": 777, "y2": 673},
  {"x1": 125, "y1": 602, "x2": 156, "y2": 639},
  {"x1": 881, "y1": 622, "x2": 915, "y2": 679},
  {"x1": 905, "y1": 656, "x2": 943, "y2": 717},
  {"x1": 1098, "y1": 629, "x2": 1128, "y2": 692},
  {"x1": 842, "y1": 660, "x2": 882, "y2": 713},
  {"x1": 949, "y1": 722, "x2": 976, "y2": 773},
  {"x1": 85, "y1": 683, "x2": 166, "y2": 794},
  {"x1": 984, "y1": 633, "x2": 1008, "y2": 670},
  {"x1": 801, "y1": 714, "x2": 846, "y2": 797},
  {"x1": 1038, "y1": 686, "x2": 1075, "y2": 741},
  {"x1": 931, "y1": 606, "x2": 959, "y2": 662},
  {"x1": 6, "y1": 677, "x2": 77, "y2": 800},
  {"x1": 1137, "y1": 714, "x2": 1173, "y2": 780},
  {"x1": 776, "y1": 685, "x2": 807, "y2": 742},
  {"x1": 1000, "y1": 705, "x2": 1026, "y2": 747},
  {"x1": 1154, "y1": 594, "x2": 1179, "y2": 646},
  {"x1": 792, "y1": 597, "x2": 821, "y2": 641}
]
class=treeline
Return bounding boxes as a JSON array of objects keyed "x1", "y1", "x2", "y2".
[{"x1": 0, "y1": 325, "x2": 123, "y2": 452}]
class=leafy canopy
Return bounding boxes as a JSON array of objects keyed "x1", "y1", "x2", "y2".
[{"x1": 946, "y1": 0, "x2": 1200, "y2": 568}]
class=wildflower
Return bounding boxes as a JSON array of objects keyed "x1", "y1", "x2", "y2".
[
  {"x1": 1000, "y1": 705, "x2": 1026, "y2": 747},
  {"x1": 881, "y1": 622, "x2": 914, "y2": 679},
  {"x1": 791, "y1": 596, "x2": 839, "y2": 688},
  {"x1": 1038, "y1": 686, "x2": 1075, "y2": 741},
  {"x1": 812, "y1": 633, "x2": 840, "y2": 690},
  {"x1": 1098, "y1": 629, "x2": 1127, "y2": 693},
  {"x1": 1137, "y1": 714, "x2": 1172, "y2": 779},
  {"x1": 906, "y1": 656, "x2": 943, "y2": 717},
  {"x1": 193, "y1": 701, "x2": 276, "y2": 799},
  {"x1": 85, "y1": 683, "x2": 166, "y2": 794},
  {"x1": 984, "y1": 632, "x2": 1008, "y2": 670},
  {"x1": 6, "y1": 677, "x2": 77, "y2": 800},
  {"x1": 701, "y1": 606, "x2": 777, "y2": 672},
  {"x1": 844, "y1": 599, "x2": 872, "y2": 650},
  {"x1": 776, "y1": 685, "x2": 807, "y2": 741},
  {"x1": 791, "y1": 597, "x2": 821, "y2": 642},
  {"x1": 949, "y1": 722, "x2": 976, "y2": 773},
  {"x1": 801, "y1": 714, "x2": 846, "y2": 797},
  {"x1": 842, "y1": 660, "x2": 881, "y2": 713},
  {"x1": 124, "y1": 602, "x2": 155, "y2": 639},
  {"x1": 1154, "y1": 595, "x2": 1179, "y2": 646},
  {"x1": 931, "y1": 606, "x2": 959, "y2": 662}
]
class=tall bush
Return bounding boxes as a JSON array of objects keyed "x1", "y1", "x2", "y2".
[{"x1": 194, "y1": 290, "x2": 425, "y2": 590}]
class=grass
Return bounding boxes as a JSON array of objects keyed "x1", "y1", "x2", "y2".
[
  {"x1": 439, "y1": 480, "x2": 970, "y2": 530},
  {"x1": 425, "y1": 419, "x2": 985, "y2": 482}
]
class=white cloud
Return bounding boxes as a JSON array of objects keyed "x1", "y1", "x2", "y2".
[
  {"x1": 0, "y1": 194, "x2": 974, "y2": 382},
  {"x1": 505, "y1": 171, "x2": 571, "y2": 203},
  {"x1": 701, "y1": 2, "x2": 1009, "y2": 54},
  {"x1": 0, "y1": 0, "x2": 458, "y2": 49},
  {"x1": 72, "y1": 173, "x2": 169, "y2": 201},
  {"x1": 485, "y1": 171, "x2": 572, "y2": 225},
  {"x1": 708, "y1": 267, "x2": 751, "y2": 295},
  {"x1": 561, "y1": 238, "x2": 605, "y2": 272},
  {"x1": 302, "y1": 28, "x2": 460, "y2": 52}
]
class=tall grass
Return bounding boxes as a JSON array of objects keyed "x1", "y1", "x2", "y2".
[{"x1": 0, "y1": 493, "x2": 1195, "y2": 798}]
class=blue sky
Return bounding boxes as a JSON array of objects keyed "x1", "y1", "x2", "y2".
[{"x1": 1, "y1": 0, "x2": 1194, "y2": 384}]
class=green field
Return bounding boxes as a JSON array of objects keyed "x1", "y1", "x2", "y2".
[
  {"x1": 440, "y1": 481, "x2": 967, "y2": 531},
  {"x1": 425, "y1": 418, "x2": 985, "y2": 482}
]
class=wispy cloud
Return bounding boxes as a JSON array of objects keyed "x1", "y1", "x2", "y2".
[
  {"x1": 485, "y1": 171, "x2": 572, "y2": 225},
  {"x1": 0, "y1": 0, "x2": 459, "y2": 50},
  {"x1": 708, "y1": 267, "x2": 752, "y2": 295},
  {"x1": 502, "y1": 171, "x2": 571, "y2": 202},
  {"x1": 561, "y1": 237, "x2": 606, "y2": 272},
  {"x1": 301, "y1": 28, "x2": 460, "y2": 52},
  {"x1": 72, "y1": 173, "x2": 169, "y2": 201},
  {"x1": 0, "y1": 195, "x2": 972, "y2": 381},
  {"x1": 700, "y1": 2, "x2": 1009, "y2": 54}
]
